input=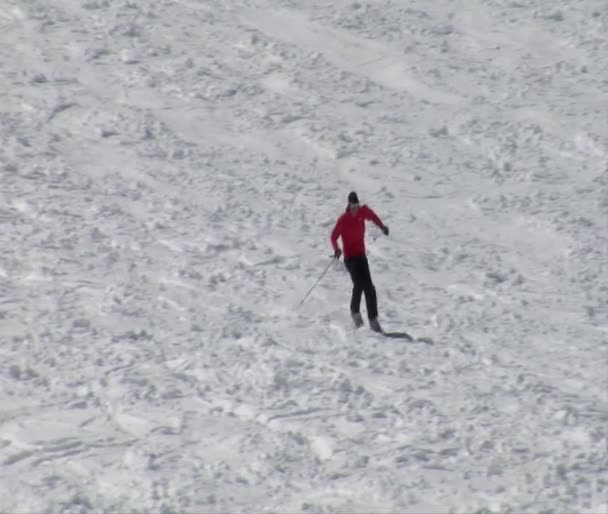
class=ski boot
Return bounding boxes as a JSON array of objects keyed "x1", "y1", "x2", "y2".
[
  {"x1": 351, "y1": 311, "x2": 364, "y2": 328},
  {"x1": 369, "y1": 317, "x2": 383, "y2": 333}
]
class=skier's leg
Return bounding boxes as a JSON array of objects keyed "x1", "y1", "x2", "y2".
[
  {"x1": 365, "y1": 284, "x2": 378, "y2": 320},
  {"x1": 351, "y1": 283, "x2": 364, "y2": 315},
  {"x1": 345, "y1": 257, "x2": 364, "y2": 315},
  {"x1": 361, "y1": 257, "x2": 379, "y2": 321}
]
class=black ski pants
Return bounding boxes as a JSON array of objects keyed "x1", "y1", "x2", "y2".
[{"x1": 344, "y1": 255, "x2": 378, "y2": 320}]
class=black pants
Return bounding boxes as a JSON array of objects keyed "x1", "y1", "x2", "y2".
[{"x1": 344, "y1": 255, "x2": 378, "y2": 320}]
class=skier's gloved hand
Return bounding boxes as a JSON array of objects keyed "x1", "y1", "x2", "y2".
[
  {"x1": 334, "y1": 248, "x2": 342, "y2": 259},
  {"x1": 382, "y1": 225, "x2": 389, "y2": 236}
]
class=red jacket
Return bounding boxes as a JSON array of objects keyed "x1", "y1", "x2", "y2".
[{"x1": 331, "y1": 205, "x2": 385, "y2": 260}]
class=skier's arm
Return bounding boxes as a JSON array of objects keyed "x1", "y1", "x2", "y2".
[{"x1": 362, "y1": 205, "x2": 386, "y2": 231}]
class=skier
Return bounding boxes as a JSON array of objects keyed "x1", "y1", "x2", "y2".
[{"x1": 330, "y1": 191, "x2": 389, "y2": 332}]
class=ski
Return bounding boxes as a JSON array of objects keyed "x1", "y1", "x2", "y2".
[
  {"x1": 380, "y1": 330, "x2": 434, "y2": 344},
  {"x1": 349, "y1": 316, "x2": 434, "y2": 344}
]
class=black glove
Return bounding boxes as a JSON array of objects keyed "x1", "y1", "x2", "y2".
[
  {"x1": 334, "y1": 248, "x2": 342, "y2": 259},
  {"x1": 382, "y1": 225, "x2": 389, "y2": 236}
]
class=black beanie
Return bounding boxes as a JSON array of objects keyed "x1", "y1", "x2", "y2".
[{"x1": 348, "y1": 191, "x2": 359, "y2": 204}]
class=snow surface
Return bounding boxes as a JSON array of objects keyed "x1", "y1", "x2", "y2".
[{"x1": 1, "y1": 0, "x2": 607, "y2": 512}]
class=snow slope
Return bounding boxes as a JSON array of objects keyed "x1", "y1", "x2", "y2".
[{"x1": 1, "y1": 0, "x2": 606, "y2": 512}]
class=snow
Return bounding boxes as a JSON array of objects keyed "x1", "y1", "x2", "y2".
[{"x1": 1, "y1": 0, "x2": 607, "y2": 512}]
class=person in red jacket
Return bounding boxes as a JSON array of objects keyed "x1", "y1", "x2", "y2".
[{"x1": 331, "y1": 191, "x2": 389, "y2": 332}]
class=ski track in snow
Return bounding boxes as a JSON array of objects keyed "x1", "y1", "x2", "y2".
[{"x1": 0, "y1": 0, "x2": 606, "y2": 512}]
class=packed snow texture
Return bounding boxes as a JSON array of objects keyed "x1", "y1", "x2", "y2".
[{"x1": 1, "y1": 0, "x2": 607, "y2": 512}]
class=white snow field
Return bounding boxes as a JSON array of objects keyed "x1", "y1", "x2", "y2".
[{"x1": 1, "y1": 0, "x2": 607, "y2": 512}]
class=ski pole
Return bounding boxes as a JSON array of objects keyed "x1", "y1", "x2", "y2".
[{"x1": 298, "y1": 257, "x2": 336, "y2": 306}]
